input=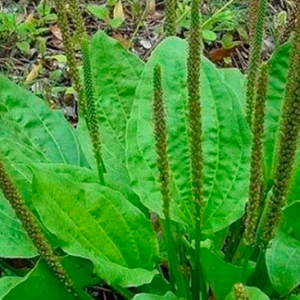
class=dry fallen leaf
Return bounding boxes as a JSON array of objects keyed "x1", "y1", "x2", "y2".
[
  {"x1": 50, "y1": 24, "x2": 63, "y2": 40},
  {"x1": 112, "y1": 32, "x2": 130, "y2": 47},
  {"x1": 26, "y1": 63, "x2": 43, "y2": 83},
  {"x1": 113, "y1": 1, "x2": 125, "y2": 21},
  {"x1": 25, "y1": 12, "x2": 35, "y2": 22},
  {"x1": 148, "y1": 0, "x2": 156, "y2": 14},
  {"x1": 208, "y1": 47, "x2": 237, "y2": 63}
]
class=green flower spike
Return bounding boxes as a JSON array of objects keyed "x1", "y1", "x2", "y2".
[
  {"x1": 0, "y1": 159, "x2": 76, "y2": 297},
  {"x1": 262, "y1": 7, "x2": 300, "y2": 247},
  {"x1": 245, "y1": 0, "x2": 268, "y2": 126},
  {"x1": 66, "y1": 0, "x2": 106, "y2": 185},
  {"x1": 249, "y1": 0, "x2": 260, "y2": 36},
  {"x1": 280, "y1": 4, "x2": 298, "y2": 44},
  {"x1": 54, "y1": 0, "x2": 85, "y2": 116},
  {"x1": 67, "y1": 0, "x2": 86, "y2": 38},
  {"x1": 234, "y1": 282, "x2": 248, "y2": 300},
  {"x1": 153, "y1": 64, "x2": 176, "y2": 291},
  {"x1": 244, "y1": 64, "x2": 269, "y2": 246},
  {"x1": 187, "y1": 0, "x2": 206, "y2": 299},
  {"x1": 164, "y1": 0, "x2": 177, "y2": 36}
]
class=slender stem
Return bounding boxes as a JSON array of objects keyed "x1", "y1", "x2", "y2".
[
  {"x1": 111, "y1": 286, "x2": 134, "y2": 300},
  {"x1": 242, "y1": 246, "x2": 251, "y2": 283},
  {"x1": 127, "y1": 1, "x2": 150, "y2": 49},
  {"x1": 152, "y1": 65, "x2": 186, "y2": 297},
  {"x1": 247, "y1": 249, "x2": 265, "y2": 286}
]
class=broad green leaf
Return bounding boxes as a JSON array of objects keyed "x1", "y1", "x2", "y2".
[
  {"x1": 263, "y1": 42, "x2": 291, "y2": 185},
  {"x1": 9, "y1": 162, "x2": 145, "y2": 214},
  {"x1": 31, "y1": 168, "x2": 158, "y2": 287},
  {"x1": 2, "y1": 258, "x2": 93, "y2": 300},
  {"x1": 290, "y1": 296, "x2": 300, "y2": 300},
  {"x1": 225, "y1": 286, "x2": 270, "y2": 300},
  {"x1": 78, "y1": 31, "x2": 144, "y2": 176},
  {"x1": 127, "y1": 37, "x2": 251, "y2": 234},
  {"x1": 200, "y1": 245, "x2": 255, "y2": 299},
  {"x1": 0, "y1": 74, "x2": 88, "y2": 167},
  {"x1": 132, "y1": 292, "x2": 178, "y2": 300},
  {"x1": 283, "y1": 201, "x2": 300, "y2": 239},
  {"x1": 87, "y1": 4, "x2": 109, "y2": 20},
  {"x1": 0, "y1": 277, "x2": 22, "y2": 299},
  {"x1": 0, "y1": 191, "x2": 37, "y2": 258},
  {"x1": 266, "y1": 231, "x2": 300, "y2": 295},
  {"x1": 219, "y1": 68, "x2": 246, "y2": 108}
]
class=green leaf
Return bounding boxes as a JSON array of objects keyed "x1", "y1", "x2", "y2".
[
  {"x1": 219, "y1": 68, "x2": 246, "y2": 108},
  {"x1": 132, "y1": 292, "x2": 178, "y2": 300},
  {"x1": 290, "y1": 295, "x2": 300, "y2": 300},
  {"x1": 1, "y1": 258, "x2": 92, "y2": 300},
  {"x1": 16, "y1": 41, "x2": 31, "y2": 55},
  {"x1": 0, "y1": 277, "x2": 22, "y2": 299},
  {"x1": 0, "y1": 74, "x2": 88, "y2": 167},
  {"x1": 31, "y1": 167, "x2": 158, "y2": 287},
  {"x1": 202, "y1": 29, "x2": 217, "y2": 41},
  {"x1": 126, "y1": 37, "x2": 251, "y2": 234},
  {"x1": 263, "y1": 42, "x2": 291, "y2": 185},
  {"x1": 87, "y1": 5, "x2": 109, "y2": 20},
  {"x1": 225, "y1": 286, "x2": 270, "y2": 300},
  {"x1": 200, "y1": 244, "x2": 255, "y2": 299},
  {"x1": 0, "y1": 191, "x2": 37, "y2": 258},
  {"x1": 266, "y1": 231, "x2": 300, "y2": 295},
  {"x1": 78, "y1": 31, "x2": 144, "y2": 191},
  {"x1": 283, "y1": 201, "x2": 300, "y2": 240},
  {"x1": 27, "y1": 162, "x2": 145, "y2": 212},
  {"x1": 109, "y1": 17, "x2": 124, "y2": 29}
]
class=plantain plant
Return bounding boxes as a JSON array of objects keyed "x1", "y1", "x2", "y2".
[{"x1": 1, "y1": 0, "x2": 300, "y2": 299}]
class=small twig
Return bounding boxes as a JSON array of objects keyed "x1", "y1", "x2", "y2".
[{"x1": 127, "y1": 2, "x2": 150, "y2": 49}]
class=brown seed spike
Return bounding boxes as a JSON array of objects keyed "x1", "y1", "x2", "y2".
[
  {"x1": 244, "y1": 64, "x2": 269, "y2": 246},
  {"x1": 245, "y1": 0, "x2": 268, "y2": 126},
  {"x1": 261, "y1": 7, "x2": 300, "y2": 247},
  {"x1": 0, "y1": 158, "x2": 77, "y2": 297},
  {"x1": 187, "y1": 0, "x2": 204, "y2": 299},
  {"x1": 54, "y1": 0, "x2": 85, "y2": 116}
]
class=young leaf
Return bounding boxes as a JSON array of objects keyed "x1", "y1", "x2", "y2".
[
  {"x1": 126, "y1": 37, "x2": 251, "y2": 234},
  {"x1": 266, "y1": 231, "x2": 300, "y2": 296}
]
